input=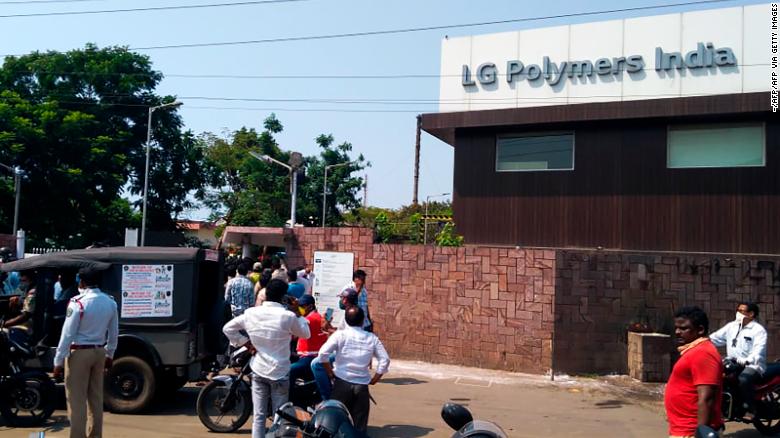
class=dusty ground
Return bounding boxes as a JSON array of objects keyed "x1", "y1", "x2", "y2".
[{"x1": 0, "y1": 361, "x2": 761, "y2": 437}]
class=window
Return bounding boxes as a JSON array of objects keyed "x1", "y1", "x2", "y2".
[
  {"x1": 496, "y1": 133, "x2": 575, "y2": 171},
  {"x1": 667, "y1": 123, "x2": 765, "y2": 169}
]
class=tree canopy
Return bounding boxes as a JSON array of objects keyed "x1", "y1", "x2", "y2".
[
  {"x1": 202, "y1": 114, "x2": 367, "y2": 235},
  {"x1": 0, "y1": 45, "x2": 207, "y2": 247}
]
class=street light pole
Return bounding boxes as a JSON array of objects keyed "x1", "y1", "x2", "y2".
[
  {"x1": 423, "y1": 192, "x2": 450, "y2": 245},
  {"x1": 322, "y1": 161, "x2": 354, "y2": 228},
  {"x1": 141, "y1": 101, "x2": 182, "y2": 247},
  {"x1": 12, "y1": 170, "x2": 20, "y2": 236},
  {"x1": 249, "y1": 152, "x2": 300, "y2": 227},
  {"x1": 0, "y1": 162, "x2": 21, "y2": 236}
]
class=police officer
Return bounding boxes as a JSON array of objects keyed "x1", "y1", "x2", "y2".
[{"x1": 53, "y1": 267, "x2": 118, "y2": 438}]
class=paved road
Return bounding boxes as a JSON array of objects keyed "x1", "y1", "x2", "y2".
[{"x1": 0, "y1": 361, "x2": 760, "y2": 437}]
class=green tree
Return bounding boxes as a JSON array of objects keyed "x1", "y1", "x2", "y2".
[
  {"x1": 202, "y1": 115, "x2": 366, "y2": 230},
  {"x1": 0, "y1": 45, "x2": 208, "y2": 247}
]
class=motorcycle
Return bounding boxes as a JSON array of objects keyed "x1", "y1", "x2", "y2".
[
  {"x1": 196, "y1": 346, "x2": 321, "y2": 433},
  {"x1": 441, "y1": 402, "x2": 508, "y2": 438},
  {"x1": 0, "y1": 318, "x2": 56, "y2": 427},
  {"x1": 270, "y1": 399, "x2": 366, "y2": 438},
  {"x1": 721, "y1": 358, "x2": 780, "y2": 435}
]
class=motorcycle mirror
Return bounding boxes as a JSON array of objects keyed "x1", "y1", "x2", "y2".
[
  {"x1": 695, "y1": 425, "x2": 718, "y2": 438},
  {"x1": 441, "y1": 403, "x2": 474, "y2": 431}
]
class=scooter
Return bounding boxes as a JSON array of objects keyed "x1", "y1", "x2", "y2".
[
  {"x1": 270, "y1": 399, "x2": 366, "y2": 438},
  {"x1": 196, "y1": 346, "x2": 321, "y2": 433},
  {"x1": 721, "y1": 358, "x2": 780, "y2": 435},
  {"x1": 0, "y1": 318, "x2": 56, "y2": 427},
  {"x1": 441, "y1": 402, "x2": 508, "y2": 438}
]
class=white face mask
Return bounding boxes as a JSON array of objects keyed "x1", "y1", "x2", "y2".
[
  {"x1": 78, "y1": 287, "x2": 89, "y2": 295},
  {"x1": 735, "y1": 312, "x2": 746, "y2": 325}
]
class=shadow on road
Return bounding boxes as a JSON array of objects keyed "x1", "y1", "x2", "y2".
[
  {"x1": 594, "y1": 399, "x2": 631, "y2": 409},
  {"x1": 722, "y1": 428, "x2": 763, "y2": 437},
  {"x1": 380, "y1": 377, "x2": 427, "y2": 386},
  {"x1": 144, "y1": 386, "x2": 199, "y2": 416},
  {"x1": 367, "y1": 424, "x2": 435, "y2": 437}
]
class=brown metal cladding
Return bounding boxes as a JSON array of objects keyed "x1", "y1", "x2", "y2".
[{"x1": 422, "y1": 93, "x2": 778, "y2": 253}]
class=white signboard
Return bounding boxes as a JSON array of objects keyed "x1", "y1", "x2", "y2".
[
  {"x1": 120, "y1": 265, "x2": 174, "y2": 318},
  {"x1": 312, "y1": 251, "x2": 354, "y2": 326},
  {"x1": 439, "y1": 4, "x2": 770, "y2": 112}
]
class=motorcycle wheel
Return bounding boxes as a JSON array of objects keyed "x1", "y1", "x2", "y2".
[
  {"x1": 196, "y1": 380, "x2": 252, "y2": 433},
  {"x1": 754, "y1": 388, "x2": 780, "y2": 436},
  {"x1": 0, "y1": 371, "x2": 56, "y2": 427}
]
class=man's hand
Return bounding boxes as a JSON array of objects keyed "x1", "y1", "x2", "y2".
[
  {"x1": 104, "y1": 358, "x2": 113, "y2": 372},
  {"x1": 243, "y1": 341, "x2": 257, "y2": 355},
  {"x1": 53, "y1": 366, "x2": 64, "y2": 382},
  {"x1": 369, "y1": 373, "x2": 383, "y2": 385}
]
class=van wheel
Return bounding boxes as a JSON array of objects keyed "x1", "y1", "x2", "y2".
[{"x1": 105, "y1": 356, "x2": 156, "y2": 414}]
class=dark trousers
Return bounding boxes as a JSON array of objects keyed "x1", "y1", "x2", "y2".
[
  {"x1": 739, "y1": 367, "x2": 761, "y2": 412},
  {"x1": 331, "y1": 377, "x2": 370, "y2": 432}
]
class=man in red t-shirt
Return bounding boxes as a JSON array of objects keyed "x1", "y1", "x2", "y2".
[
  {"x1": 289, "y1": 295, "x2": 329, "y2": 384},
  {"x1": 665, "y1": 306, "x2": 724, "y2": 437}
]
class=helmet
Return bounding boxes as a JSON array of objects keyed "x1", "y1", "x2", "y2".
[{"x1": 312, "y1": 400, "x2": 353, "y2": 434}]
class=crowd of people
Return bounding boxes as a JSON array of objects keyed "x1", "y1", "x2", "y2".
[
  {"x1": 665, "y1": 301, "x2": 774, "y2": 438},
  {"x1": 222, "y1": 255, "x2": 389, "y2": 438}
]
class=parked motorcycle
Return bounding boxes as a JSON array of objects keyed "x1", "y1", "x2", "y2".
[
  {"x1": 0, "y1": 319, "x2": 56, "y2": 427},
  {"x1": 196, "y1": 346, "x2": 321, "y2": 433},
  {"x1": 270, "y1": 399, "x2": 366, "y2": 438},
  {"x1": 441, "y1": 402, "x2": 508, "y2": 438},
  {"x1": 721, "y1": 358, "x2": 780, "y2": 435}
]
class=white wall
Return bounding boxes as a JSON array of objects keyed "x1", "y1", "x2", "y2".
[{"x1": 439, "y1": 3, "x2": 771, "y2": 112}]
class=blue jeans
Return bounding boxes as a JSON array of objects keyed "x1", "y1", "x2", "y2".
[
  {"x1": 251, "y1": 374, "x2": 288, "y2": 438},
  {"x1": 311, "y1": 353, "x2": 336, "y2": 400},
  {"x1": 290, "y1": 356, "x2": 315, "y2": 383}
]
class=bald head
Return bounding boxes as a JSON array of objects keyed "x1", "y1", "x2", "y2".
[{"x1": 345, "y1": 306, "x2": 365, "y2": 328}]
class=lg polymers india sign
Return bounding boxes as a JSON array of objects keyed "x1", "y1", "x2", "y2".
[
  {"x1": 439, "y1": 4, "x2": 772, "y2": 112},
  {"x1": 462, "y1": 43, "x2": 736, "y2": 87}
]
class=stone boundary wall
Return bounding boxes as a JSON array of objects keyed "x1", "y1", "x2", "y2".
[
  {"x1": 554, "y1": 250, "x2": 780, "y2": 374},
  {"x1": 0, "y1": 234, "x2": 13, "y2": 249},
  {"x1": 286, "y1": 228, "x2": 780, "y2": 375},
  {"x1": 286, "y1": 228, "x2": 555, "y2": 373}
]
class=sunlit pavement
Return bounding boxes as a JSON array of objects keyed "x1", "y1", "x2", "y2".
[{"x1": 0, "y1": 360, "x2": 759, "y2": 437}]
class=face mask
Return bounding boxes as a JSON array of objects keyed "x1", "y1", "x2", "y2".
[
  {"x1": 298, "y1": 307, "x2": 306, "y2": 316},
  {"x1": 78, "y1": 287, "x2": 88, "y2": 295},
  {"x1": 339, "y1": 301, "x2": 346, "y2": 310},
  {"x1": 18, "y1": 282, "x2": 29, "y2": 293},
  {"x1": 736, "y1": 312, "x2": 746, "y2": 325}
]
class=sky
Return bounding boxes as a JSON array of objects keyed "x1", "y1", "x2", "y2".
[{"x1": 0, "y1": 0, "x2": 767, "y2": 219}]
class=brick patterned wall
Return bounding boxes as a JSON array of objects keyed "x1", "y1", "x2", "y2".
[
  {"x1": 0, "y1": 234, "x2": 14, "y2": 249},
  {"x1": 555, "y1": 250, "x2": 780, "y2": 374},
  {"x1": 287, "y1": 229, "x2": 780, "y2": 375},
  {"x1": 286, "y1": 228, "x2": 555, "y2": 373}
]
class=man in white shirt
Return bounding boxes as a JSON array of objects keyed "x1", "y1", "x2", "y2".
[
  {"x1": 53, "y1": 267, "x2": 119, "y2": 438},
  {"x1": 296, "y1": 266, "x2": 314, "y2": 295},
  {"x1": 710, "y1": 301, "x2": 767, "y2": 420},
  {"x1": 317, "y1": 306, "x2": 389, "y2": 432},
  {"x1": 223, "y1": 279, "x2": 310, "y2": 438}
]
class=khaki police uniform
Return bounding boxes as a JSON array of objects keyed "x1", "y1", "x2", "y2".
[{"x1": 54, "y1": 287, "x2": 118, "y2": 438}]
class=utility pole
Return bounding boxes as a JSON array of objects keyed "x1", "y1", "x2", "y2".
[
  {"x1": 413, "y1": 115, "x2": 421, "y2": 205},
  {"x1": 363, "y1": 174, "x2": 368, "y2": 207},
  {"x1": 0, "y1": 162, "x2": 21, "y2": 236}
]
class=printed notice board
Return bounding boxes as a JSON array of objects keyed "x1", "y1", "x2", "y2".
[
  {"x1": 312, "y1": 251, "x2": 353, "y2": 326},
  {"x1": 120, "y1": 265, "x2": 174, "y2": 318}
]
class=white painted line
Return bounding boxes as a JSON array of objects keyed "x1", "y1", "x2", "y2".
[{"x1": 454, "y1": 376, "x2": 493, "y2": 388}]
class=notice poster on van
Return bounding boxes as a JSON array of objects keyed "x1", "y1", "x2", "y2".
[
  {"x1": 120, "y1": 265, "x2": 174, "y2": 318},
  {"x1": 312, "y1": 251, "x2": 353, "y2": 327}
]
